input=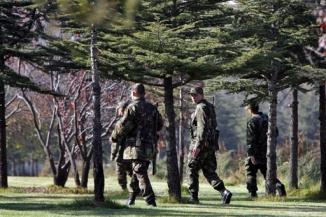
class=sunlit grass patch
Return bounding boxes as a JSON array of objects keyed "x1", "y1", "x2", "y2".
[
  {"x1": 255, "y1": 195, "x2": 287, "y2": 202},
  {"x1": 0, "y1": 185, "x2": 92, "y2": 194},
  {"x1": 288, "y1": 185, "x2": 326, "y2": 201},
  {"x1": 2, "y1": 177, "x2": 326, "y2": 217},
  {"x1": 0, "y1": 187, "x2": 29, "y2": 193},
  {"x1": 46, "y1": 185, "x2": 91, "y2": 194},
  {"x1": 105, "y1": 189, "x2": 129, "y2": 198},
  {"x1": 158, "y1": 195, "x2": 189, "y2": 204}
]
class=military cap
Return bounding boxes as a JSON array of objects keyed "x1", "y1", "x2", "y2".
[
  {"x1": 131, "y1": 83, "x2": 145, "y2": 95},
  {"x1": 190, "y1": 86, "x2": 204, "y2": 95},
  {"x1": 246, "y1": 100, "x2": 259, "y2": 113}
]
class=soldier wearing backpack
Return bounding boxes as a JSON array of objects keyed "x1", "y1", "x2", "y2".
[
  {"x1": 111, "y1": 100, "x2": 139, "y2": 192},
  {"x1": 188, "y1": 87, "x2": 232, "y2": 205},
  {"x1": 246, "y1": 102, "x2": 286, "y2": 198},
  {"x1": 111, "y1": 83, "x2": 163, "y2": 207}
]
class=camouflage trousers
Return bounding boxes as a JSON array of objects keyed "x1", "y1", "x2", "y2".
[
  {"x1": 129, "y1": 160, "x2": 155, "y2": 204},
  {"x1": 116, "y1": 160, "x2": 133, "y2": 190},
  {"x1": 188, "y1": 151, "x2": 225, "y2": 195},
  {"x1": 245, "y1": 157, "x2": 283, "y2": 193}
]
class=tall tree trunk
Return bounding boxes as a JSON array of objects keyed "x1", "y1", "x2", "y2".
[
  {"x1": 319, "y1": 0, "x2": 326, "y2": 195},
  {"x1": 319, "y1": 83, "x2": 326, "y2": 192},
  {"x1": 22, "y1": 160, "x2": 26, "y2": 176},
  {"x1": 47, "y1": 147, "x2": 63, "y2": 185},
  {"x1": 73, "y1": 166, "x2": 81, "y2": 187},
  {"x1": 79, "y1": 121, "x2": 92, "y2": 188},
  {"x1": 289, "y1": 88, "x2": 299, "y2": 189},
  {"x1": 30, "y1": 158, "x2": 33, "y2": 176},
  {"x1": 12, "y1": 159, "x2": 16, "y2": 176},
  {"x1": 55, "y1": 164, "x2": 70, "y2": 187},
  {"x1": 178, "y1": 87, "x2": 185, "y2": 184},
  {"x1": 163, "y1": 76, "x2": 181, "y2": 201},
  {"x1": 0, "y1": 78, "x2": 8, "y2": 188},
  {"x1": 0, "y1": 9, "x2": 7, "y2": 188},
  {"x1": 55, "y1": 104, "x2": 81, "y2": 187},
  {"x1": 81, "y1": 156, "x2": 92, "y2": 188},
  {"x1": 35, "y1": 159, "x2": 38, "y2": 176},
  {"x1": 91, "y1": 24, "x2": 104, "y2": 202},
  {"x1": 54, "y1": 140, "x2": 71, "y2": 187},
  {"x1": 64, "y1": 142, "x2": 81, "y2": 187},
  {"x1": 266, "y1": 79, "x2": 278, "y2": 195}
]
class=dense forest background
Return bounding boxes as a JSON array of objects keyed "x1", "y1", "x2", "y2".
[{"x1": 5, "y1": 84, "x2": 319, "y2": 178}]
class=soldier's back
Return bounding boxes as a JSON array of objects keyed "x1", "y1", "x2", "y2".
[
  {"x1": 249, "y1": 112, "x2": 268, "y2": 159},
  {"x1": 123, "y1": 98, "x2": 159, "y2": 160}
]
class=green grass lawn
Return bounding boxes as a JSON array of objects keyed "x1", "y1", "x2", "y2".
[{"x1": 1, "y1": 176, "x2": 326, "y2": 217}]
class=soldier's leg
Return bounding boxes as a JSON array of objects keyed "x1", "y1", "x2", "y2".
[
  {"x1": 127, "y1": 161, "x2": 140, "y2": 206},
  {"x1": 202, "y1": 153, "x2": 225, "y2": 191},
  {"x1": 187, "y1": 156, "x2": 201, "y2": 203},
  {"x1": 275, "y1": 178, "x2": 287, "y2": 196},
  {"x1": 133, "y1": 160, "x2": 156, "y2": 206},
  {"x1": 245, "y1": 157, "x2": 259, "y2": 196},
  {"x1": 126, "y1": 160, "x2": 133, "y2": 177},
  {"x1": 116, "y1": 161, "x2": 127, "y2": 190},
  {"x1": 202, "y1": 152, "x2": 232, "y2": 204}
]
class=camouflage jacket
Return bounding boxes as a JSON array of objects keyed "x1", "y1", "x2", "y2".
[
  {"x1": 190, "y1": 99, "x2": 218, "y2": 151},
  {"x1": 110, "y1": 97, "x2": 163, "y2": 161},
  {"x1": 110, "y1": 118, "x2": 125, "y2": 162},
  {"x1": 247, "y1": 112, "x2": 269, "y2": 160}
]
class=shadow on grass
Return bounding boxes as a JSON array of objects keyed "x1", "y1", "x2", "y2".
[
  {"x1": 199, "y1": 192, "x2": 252, "y2": 202},
  {"x1": 0, "y1": 195, "x2": 70, "y2": 199},
  {"x1": 2, "y1": 190, "x2": 326, "y2": 217},
  {"x1": 2, "y1": 195, "x2": 326, "y2": 217},
  {"x1": 227, "y1": 203, "x2": 326, "y2": 213},
  {"x1": 0, "y1": 197, "x2": 127, "y2": 211},
  {"x1": 0, "y1": 202, "x2": 285, "y2": 217}
]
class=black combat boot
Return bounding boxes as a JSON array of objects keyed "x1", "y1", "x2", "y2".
[
  {"x1": 146, "y1": 198, "x2": 157, "y2": 207},
  {"x1": 276, "y1": 183, "x2": 287, "y2": 197},
  {"x1": 188, "y1": 192, "x2": 199, "y2": 204},
  {"x1": 127, "y1": 193, "x2": 137, "y2": 206},
  {"x1": 221, "y1": 189, "x2": 232, "y2": 204},
  {"x1": 250, "y1": 191, "x2": 258, "y2": 198}
]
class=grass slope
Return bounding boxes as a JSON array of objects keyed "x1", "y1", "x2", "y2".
[{"x1": 0, "y1": 177, "x2": 326, "y2": 217}]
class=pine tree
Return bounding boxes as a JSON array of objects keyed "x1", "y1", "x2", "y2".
[
  {"x1": 54, "y1": 0, "x2": 138, "y2": 202},
  {"x1": 54, "y1": 0, "x2": 251, "y2": 201},
  {"x1": 99, "y1": 0, "x2": 239, "y2": 201},
  {"x1": 0, "y1": 0, "x2": 60, "y2": 188},
  {"x1": 209, "y1": 0, "x2": 321, "y2": 195}
]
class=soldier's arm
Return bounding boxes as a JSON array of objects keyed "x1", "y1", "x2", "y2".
[
  {"x1": 156, "y1": 110, "x2": 164, "y2": 132},
  {"x1": 110, "y1": 123, "x2": 121, "y2": 160},
  {"x1": 247, "y1": 121, "x2": 256, "y2": 156},
  {"x1": 194, "y1": 105, "x2": 206, "y2": 149}
]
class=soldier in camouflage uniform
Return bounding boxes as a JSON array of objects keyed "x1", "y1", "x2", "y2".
[
  {"x1": 187, "y1": 87, "x2": 232, "y2": 204},
  {"x1": 111, "y1": 101, "x2": 136, "y2": 191},
  {"x1": 111, "y1": 83, "x2": 163, "y2": 207},
  {"x1": 245, "y1": 102, "x2": 286, "y2": 198}
]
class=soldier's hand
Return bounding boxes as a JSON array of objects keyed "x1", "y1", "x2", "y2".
[
  {"x1": 191, "y1": 147, "x2": 200, "y2": 158},
  {"x1": 250, "y1": 156, "x2": 257, "y2": 165}
]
